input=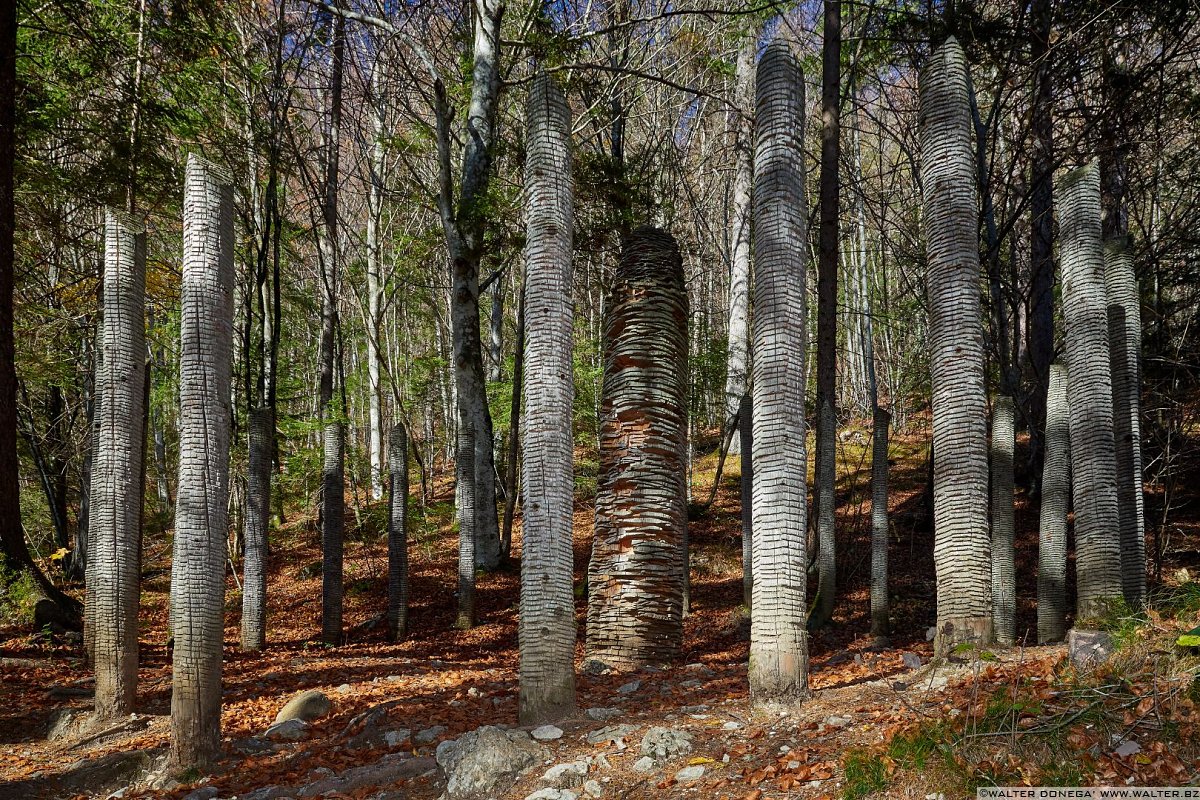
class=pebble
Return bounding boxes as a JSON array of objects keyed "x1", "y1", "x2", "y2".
[
  {"x1": 617, "y1": 681, "x2": 640, "y2": 694},
  {"x1": 674, "y1": 765, "x2": 705, "y2": 783},
  {"x1": 632, "y1": 756, "x2": 656, "y2": 773},
  {"x1": 414, "y1": 725, "x2": 446, "y2": 744},
  {"x1": 532, "y1": 725, "x2": 564, "y2": 741}
]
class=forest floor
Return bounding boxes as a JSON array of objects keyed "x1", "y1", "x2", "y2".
[{"x1": 1, "y1": 418, "x2": 1199, "y2": 800}]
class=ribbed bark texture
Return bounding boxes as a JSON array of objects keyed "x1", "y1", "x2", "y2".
[
  {"x1": 991, "y1": 396, "x2": 1016, "y2": 646},
  {"x1": 171, "y1": 154, "x2": 234, "y2": 770},
  {"x1": 91, "y1": 209, "x2": 146, "y2": 719},
  {"x1": 588, "y1": 226, "x2": 689, "y2": 670},
  {"x1": 919, "y1": 37, "x2": 993, "y2": 653},
  {"x1": 241, "y1": 405, "x2": 272, "y2": 651},
  {"x1": 814, "y1": 401, "x2": 836, "y2": 626},
  {"x1": 1037, "y1": 362, "x2": 1070, "y2": 643},
  {"x1": 870, "y1": 407, "x2": 891, "y2": 642},
  {"x1": 739, "y1": 392, "x2": 753, "y2": 609},
  {"x1": 1105, "y1": 237, "x2": 1145, "y2": 608},
  {"x1": 456, "y1": 423, "x2": 476, "y2": 629},
  {"x1": 388, "y1": 425, "x2": 409, "y2": 639},
  {"x1": 519, "y1": 74, "x2": 576, "y2": 723},
  {"x1": 1058, "y1": 161, "x2": 1123, "y2": 620},
  {"x1": 749, "y1": 40, "x2": 809, "y2": 700}
]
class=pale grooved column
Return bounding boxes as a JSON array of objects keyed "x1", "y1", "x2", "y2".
[
  {"x1": 749, "y1": 40, "x2": 810, "y2": 699},
  {"x1": 171, "y1": 154, "x2": 234, "y2": 769},
  {"x1": 1105, "y1": 237, "x2": 1145, "y2": 607},
  {"x1": 991, "y1": 396, "x2": 1016, "y2": 646},
  {"x1": 919, "y1": 36, "x2": 993, "y2": 653},
  {"x1": 1038, "y1": 362, "x2": 1070, "y2": 643},
  {"x1": 588, "y1": 227, "x2": 689, "y2": 671},
  {"x1": 1058, "y1": 162, "x2": 1123, "y2": 621},
  {"x1": 91, "y1": 209, "x2": 146, "y2": 720},
  {"x1": 519, "y1": 73, "x2": 577, "y2": 724},
  {"x1": 241, "y1": 405, "x2": 272, "y2": 652}
]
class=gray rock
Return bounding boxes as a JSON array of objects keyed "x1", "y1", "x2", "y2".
[
  {"x1": 1068, "y1": 629, "x2": 1115, "y2": 668},
  {"x1": 182, "y1": 788, "x2": 219, "y2": 800},
  {"x1": 824, "y1": 715, "x2": 851, "y2": 728},
  {"x1": 45, "y1": 708, "x2": 85, "y2": 741},
  {"x1": 525, "y1": 790, "x2": 577, "y2": 800},
  {"x1": 926, "y1": 626, "x2": 938, "y2": 642},
  {"x1": 336, "y1": 683, "x2": 352, "y2": 695},
  {"x1": 584, "y1": 707, "x2": 622, "y2": 722},
  {"x1": 721, "y1": 721, "x2": 741, "y2": 730},
  {"x1": 1113, "y1": 739, "x2": 1141, "y2": 758},
  {"x1": 531, "y1": 724, "x2": 564, "y2": 741},
  {"x1": 674, "y1": 765, "x2": 705, "y2": 783},
  {"x1": 639, "y1": 727, "x2": 693, "y2": 761},
  {"x1": 274, "y1": 689, "x2": 331, "y2": 725},
  {"x1": 542, "y1": 761, "x2": 588, "y2": 788},
  {"x1": 679, "y1": 679, "x2": 703, "y2": 689},
  {"x1": 616, "y1": 681, "x2": 640, "y2": 694},
  {"x1": 580, "y1": 660, "x2": 612, "y2": 676},
  {"x1": 585, "y1": 724, "x2": 637, "y2": 745},
  {"x1": 436, "y1": 725, "x2": 548, "y2": 799},
  {"x1": 582, "y1": 779, "x2": 603, "y2": 797},
  {"x1": 294, "y1": 754, "x2": 435, "y2": 798},
  {"x1": 901, "y1": 652, "x2": 923, "y2": 670},
  {"x1": 264, "y1": 719, "x2": 309, "y2": 741},
  {"x1": 415, "y1": 725, "x2": 447, "y2": 744},
  {"x1": 632, "y1": 756, "x2": 656, "y2": 773}
]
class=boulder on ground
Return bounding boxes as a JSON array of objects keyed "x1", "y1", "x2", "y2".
[
  {"x1": 274, "y1": 689, "x2": 331, "y2": 725},
  {"x1": 436, "y1": 725, "x2": 548, "y2": 799},
  {"x1": 541, "y1": 761, "x2": 588, "y2": 788},
  {"x1": 264, "y1": 718, "x2": 309, "y2": 741}
]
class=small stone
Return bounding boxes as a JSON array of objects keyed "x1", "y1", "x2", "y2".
[
  {"x1": 674, "y1": 765, "x2": 705, "y2": 783},
  {"x1": 264, "y1": 719, "x2": 309, "y2": 741},
  {"x1": 525, "y1": 790, "x2": 577, "y2": 800},
  {"x1": 585, "y1": 707, "x2": 623, "y2": 721},
  {"x1": 532, "y1": 725, "x2": 564, "y2": 741},
  {"x1": 824, "y1": 715, "x2": 851, "y2": 728},
  {"x1": 640, "y1": 727, "x2": 693, "y2": 761},
  {"x1": 679, "y1": 679, "x2": 703, "y2": 689},
  {"x1": 1068, "y1": 629, "x2": 1115, "y2": 669},
  {"x1": 592, "y1": 753, "x2": 611, "y2": 770},
  {"x1": 586, "y1": 724, "x2": 637, "y2": 745},
  {"x1": 722, "y1": 721, "x2": 741, "y2": 730},
  {"x1": 580, "y1": 659, "x2": 612, "y2": 676},
  {"x1": 415, "y1": 725, "x2": 447, "y2": 744},
  {"x1": 926, "y1": 626, "x2": 938, "y2": 642},
  {"x1": 274, "y1": 689, "x2": 331, "y2": 725},
  {"x1": 901, "y1": 652, "x2": 923, "y2": 670},
  {"x1": 1113, "y1": 739, "x2": 1141, "y2": 758},
  {"x1": 182, "y1": 788, "x2": 218, "y2": 800},
  {"x1": 583, "y1": 779, "x2": 603, "y2": 797},
  {"x1": 542, "y1": 761, "x2": 588, "y2": 787},
  {"x1": 384, "y1": 729, "x2": 411, "y2": 747},
  {"x1": 336, "y1": 683, "x2": 352, "y2": 694},
  {"x1": 632, "y1": 756, "x2": 656, "y2": 773},
  {"x1": 467, "y1": 686, "x2": 483, "y2": 698},
  {"x1": 617, "y1": 681, "x2": 640, "y2": 694}
]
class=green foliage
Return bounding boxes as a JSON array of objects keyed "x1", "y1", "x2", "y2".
[
  {"x1": 841, "y1": 749, "x2": 888, "y2": 800},
  {"x1": 0, "y1": 568, "x2": 40, "y2": 625}
]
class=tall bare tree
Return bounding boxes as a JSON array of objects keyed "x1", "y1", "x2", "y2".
[
  {"x1": 813, "y1": 0, "x2": 841, "y2": 630},
  {"x1": 91, "y1": 210, "x2": 146, "y2": 718},
  {"x1": 1105, "y1": 237, "x2": 1144, "y2": 607},
  {"x1": 749, "y1": 39, "x2": 810, "y2": 700},
  {"x1": 1037, "y1": 362, "x2": 1069, "y2": 643},
  {"x1": 919, "y1": 37, "x2": 993, "y2": 652},
  {"x1": 519, "y1": 73, "x2": 576, "y2": 723},
  {"x1": 1059, "y1": 161, "x2": 1123, "y2": 620},
  {"x1": 171, "y1": 154, "x2": 235, "y2": 770}
]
